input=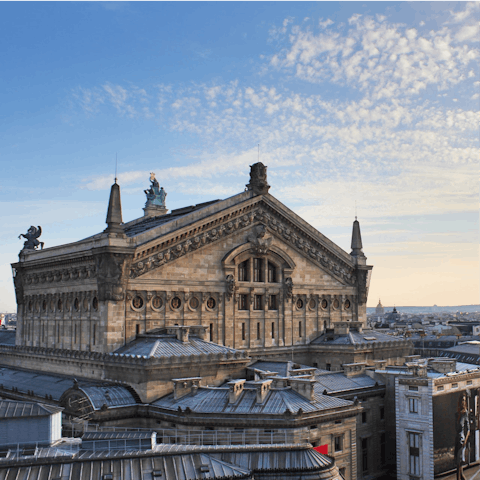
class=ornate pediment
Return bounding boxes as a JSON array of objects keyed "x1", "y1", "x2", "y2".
[{"x1": 129, "y1": 199, "x2": 357, "y2": 286}]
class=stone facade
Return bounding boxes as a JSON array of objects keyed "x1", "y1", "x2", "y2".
[{"x1": 12, "y1": 164, "x2": 372, "y2": 357}]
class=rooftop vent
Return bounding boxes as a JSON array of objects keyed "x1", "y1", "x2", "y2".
[
  {"x1": 343, "y1": 362, "x2": 367, "y2": 377},
  {"x1": 255, "y1": 379, "x2": 272, "y2": 404}
]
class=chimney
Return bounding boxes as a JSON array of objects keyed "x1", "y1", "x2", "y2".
[
  {"x1": 290, "y1": 368, "x2": 316, "y2": 380},
  {"x1": 406, "y1": 363, "x2": 428, "y2": 377},
  {"x1": 228, "y1": 379, "x2": 245, "y2": 404},
  {"x1": 334, "y1": 322, "x2": 350, "y2": 335},
  {"x1": 343, "y1": 362, "x2": 367, "y2": 377},
  {"x1": 189, "y1": 325, "x2": 207, "y2": 341},
  {"x1": 255, "y1": 380, "x2": 272, "y2": 404},
  {"x1": 177, "y1": 327, "x2": 189, "y2": 343},
  {"x1": 105, "y1": 181, "x2": 124, "y2": 234},
  {"x1": 350, "y1": 217, "x2": 364, "y2": 258},
  {"x1": 172, "y1": 377, "x2": 202, "y2": 400},
  {"x1": 429, "y1": 359, "x2": 457, "y2": 374},
  {"x1": 289, "y1": 378, "x2": 315, "y2": 402}
]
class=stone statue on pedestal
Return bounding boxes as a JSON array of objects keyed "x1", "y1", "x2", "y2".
[
  {"x1": 143, "y1": 173, "x2": 167, "y2": 217},
  {"x1": 19, "y1": 226, "x2": 44, "y2": 251}
]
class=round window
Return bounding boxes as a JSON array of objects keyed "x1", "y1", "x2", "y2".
[
  {"x1": 171, "y1": 297, "x2": 181, "y2": 309},
  {"x1": 344, "y1": 299, "x2": 351, "y2": 310},
  {"x1": 309, "y1": 298, "x2": 316, "y2": 309},
  {"x1": 42, "y1": 300, "x2": 46, "y2": 311},
  {"x1": 74, "y1": 298, "x2": 79, "y2": 311},
  {"x1": 92, "y1": 297, "x2": 98, "y2": 311},
  {"x1": 28, "y1": 300, "x2": 33, "y2": 312},
  {"x1": 333, "y1": 299, "x2": 340, "y2": 309},
  {"x1": 132, "y1": 296, "x2": 144, "y2": 309},
  {"x1": 296, "y1": 298, "x2": 304, "y2": 309},
  {"x1": 321, "y1": 299, "x2": 328, "y2": 309},
  {"x1": 57, "y1": 299, "x2": 63, "y2": 311}
]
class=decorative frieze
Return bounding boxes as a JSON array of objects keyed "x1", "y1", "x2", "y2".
[{"x1": 129, "y1": 202, "x2": 356, "y2": 286}]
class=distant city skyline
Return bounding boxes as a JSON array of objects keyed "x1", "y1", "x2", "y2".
[{"x1": 1, "y1": 2, "x2": 478, "y2": 311}]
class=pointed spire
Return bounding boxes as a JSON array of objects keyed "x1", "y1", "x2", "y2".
[
  {"x1": 350, "y1": 216, "x2": 364, "y2": 257},
  {"x1": 105, "y1": 179, "x2": 124, "y2": 234}
]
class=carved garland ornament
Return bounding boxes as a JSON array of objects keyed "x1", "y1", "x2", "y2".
[
  {"x1": 24, "y1": 265, "x2": 96, "y2": 285},
  {"x1": 129, "y1": 205, "x2": 356, "y2": 284}
]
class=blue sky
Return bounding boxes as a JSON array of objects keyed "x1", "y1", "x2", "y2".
[{"x1": 1, "y1": 2, "x2": 478, "y2": 311}]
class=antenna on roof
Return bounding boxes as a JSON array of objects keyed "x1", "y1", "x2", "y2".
[
  {"x1": 258, "y1": 144, "x2": 260, "y2": 162},
  {"x1": 355, "y1": 200, "x2": 357, "y2": 220},
  {"x1": 115, "y1": 153, "x2": 118, "y2": 184}
]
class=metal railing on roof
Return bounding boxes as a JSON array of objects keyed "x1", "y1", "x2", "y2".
[{"x1": 65, "y1": 422, "x2": 313, "y2": 448}]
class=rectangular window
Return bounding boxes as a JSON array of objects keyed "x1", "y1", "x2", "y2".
[
  {"x1": 74, "y1": 324, "x2": 77, "y2": 344},
  {"x1": 257, "y1": 322, "x2": 261, "y2": 340},
  {"x1": 92, "y1": 324, "x2": 96, "y2": 346},
  {"x1": 268, "y1": 294, "x2": 277, "y2": 310},
  {"x1": 467, "y1": 380, "x2": 472, "y2": 386},
  {"x1": 380, "y1": 407, "x2": 385, "y2": 420},
  {"x1": 238, "y1": 260, "x2": 249, "y2": 282},
  {"x1": 409, "y1": 398, "x2": 419, "y2": 414},
  {"x1": 326, "y1": 363, "x2": 331, "y2": 371},
  {"x1": 239, "y1": 294, "x2": 249, "y2": 310},
  {"x1": 136, "y1": 324, "x2": 140, "y2": 335},
  {"x1": 380, "y1": 432, "x2": 386, "y2": 465},
  {"x1": 362, "y1": 411, "x2": 368, "y2": 424},
  {"x1": 253, "y1": 258, "x2": 263, "y2": 282},
  {"x1": 241, "y1": 323, "x2": 246, "y2": 341},
  {"x1": 334, "y1": 435, "x2": 343, "y2": 452},
  {"x1": 362, "y1": 438, "x2": 368, "y2": 473},
  {"x1": 209, "y1": 323, "x2": 213, "y2": 342},
  {"x1": 267, "y1": 262, "x2": 276, "y2": 283},
  {"x1": 452, "y1": 383, "x2": 458, "y2": 389},
  {"x1": 437, "y1": 385, "x2": 444, "y2": 391},
  {"x1": 409, "y1": 386, "x2": 418, "y2": 391},
  {"x1": 408, "y1": 433, "x2": 420, "y2": 476},
  {"x1": 271, "y1": 322, "x2": 275, "y2": 338},
  {"x1": 298, "y1": 321, "x2": 302, "y2": 337},
  {"x1": 57, "y1": 324, "x2": 60, "y2": 342},
  {"x1": 254, "y1": 295, "x2": 263, "y2": 310}
]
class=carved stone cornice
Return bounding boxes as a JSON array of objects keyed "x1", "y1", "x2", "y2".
[{"x1": 129, "y1": 201, "x2": 357, "y2": 285}]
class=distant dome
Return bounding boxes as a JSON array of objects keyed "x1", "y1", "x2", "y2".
[{"x1": 375, "y1": 299, "x2": 385, "y2": 315}]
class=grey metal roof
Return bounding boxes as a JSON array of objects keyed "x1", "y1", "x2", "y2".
[
  {"x1": 0, "y1": 452, "x2": 252, "y2": 480},
  {"x1": 249, "y1": 360, "x2": 329, "y2": 376},
  {"x1": 0, "y1": 365, "x2": 131, "y2": 403},
  {"x1": 115, "y1": 335, "x2": 241, "y2": 358},
  {"x1": 153, "y1": 384, "x2": 352, "y2": 415},
  {"x1": 124, "y1": 200, "x2": 221, "y2": 238},
  {"x1": 0, "y1": 331, "x2": 15, "y2": 346},
  {"x1": 80, "y1": 385, "x2": 138, "y2": 410},
  {"x1": 82, "y1": 431, "x2": 155, "y2": 441},
  {"x1": 0, "y1": 444, "x2": 339, "y2": 480},
  {"x1": 314, "y1": 373, "x2": 381, "y2": 394},
  {"x1": 311, "y1": 329, "x2": 403, "y2": 345},
  {"x1": 0, "y1": 399, "x2": 62, "y2": 418}
]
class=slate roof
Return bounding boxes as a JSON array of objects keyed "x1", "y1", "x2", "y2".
[
  {"x1": 311, "y1": 329, "x2": 404, "y2": 345},
  {"x1": 153, "y1": 383, "x2": 352, "y2": 415},
  {"x1": 123, "y1": 200, "x2": 221, "y2": 238},
  {"x1": 114, "y1": 335, "x2": 241, "y2": 358},
  {"x1": 0, "y1": 399, "x2": 62, "y2": 418}
]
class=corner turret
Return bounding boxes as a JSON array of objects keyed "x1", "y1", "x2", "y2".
[
  {"x1": 105, "y1": 180, "x2": 124, "y2": 234},
  {"x1": 350, "y1": 217, "x2": 364, "y2": 258}
]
